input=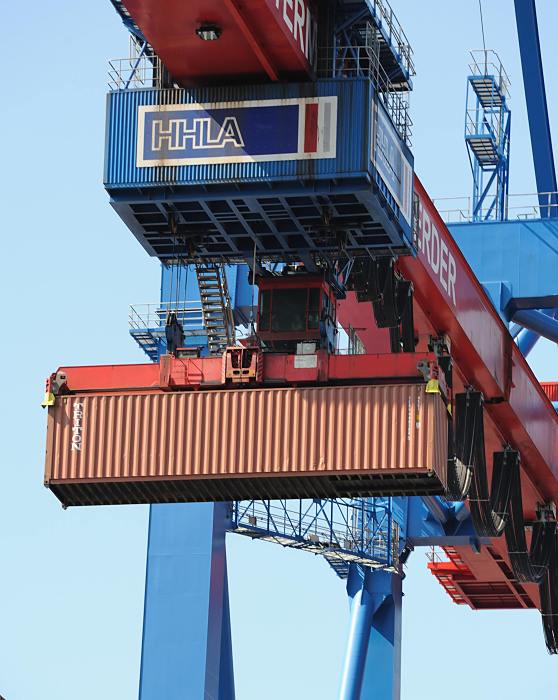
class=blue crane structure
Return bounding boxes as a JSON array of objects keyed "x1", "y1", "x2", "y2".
[
  {"x1": 452, "y1": 0, "x2": 558, "y2": 358},
  {"x1": 465, "y1": 50, "x2": 511, "y2": 221},
  {"x1": 49, "y1": 1, "x2": 558, "y2": 698}
]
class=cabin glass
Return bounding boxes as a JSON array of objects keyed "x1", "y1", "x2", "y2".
[
  {"x1": 308, "y1": 288, "x2": 320, "y2": 329},
  {"x1": 271, "y1": 288, "x2": 308, "y2": 331},
  {"x1": 259, "y1": 290, "x2": 271, "y2": 331}
]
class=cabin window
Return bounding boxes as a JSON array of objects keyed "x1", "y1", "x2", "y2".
[
  {"x1": 271, "y1": 288, "x2": 308, "y2": 331},
  {"x1": 259, "y1": 290, "x2": 271, "y2": 330},
  {"x1": 308, "y1": 288, "x2": 320, "y2": 329}
]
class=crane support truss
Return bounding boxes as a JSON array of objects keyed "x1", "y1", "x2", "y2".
[{"x1": 230, "y1": 498, "x2": 399, "y2": 576}]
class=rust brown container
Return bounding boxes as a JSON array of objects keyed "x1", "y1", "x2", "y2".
[{"x1": 44, "y1": 384, "x2": 448, "y2": 506}]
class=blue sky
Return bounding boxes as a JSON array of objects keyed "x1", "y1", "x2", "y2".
[{"x1": 1, "y1": 1, "x2": 557, "y2": 698}]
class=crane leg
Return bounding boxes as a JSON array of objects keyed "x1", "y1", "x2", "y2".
[
  {"x1": 339, "y1": 566, "x2": 402, "y2": 700},
  {"x1": 138, "y1": 503, "x2": 235, "y2": 700}
]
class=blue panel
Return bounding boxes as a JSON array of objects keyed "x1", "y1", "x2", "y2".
[
  {"x1": 160, "y1": 263, "x2": 254, "y2": 325},
  {"x1": 449, "y1": 219, "x2": 558, "y2": 313},
  {"x1": 105, "y1": 81, "x2": 371, "y2": 187},
  {"x1": 139, "y1": 503, "x2": 234, "y2": 700},
  {"x1": 160, "y1": 264, "x2": 202, "y2": 305}
]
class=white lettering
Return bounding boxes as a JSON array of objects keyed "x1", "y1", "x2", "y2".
[
  {"x1": 71, "y1": 402, "x2": 84, "y2": 452},
  {"x1": 216, "y1": 117, "x2": 245, "y2": 148},
  {"x1": 272, "y1": 0, "x2": 316, "y2": 67},
  {"x1": 283, "y1": 0, "x2": 294, "y2": 32},
  {"x1": 151, "y1": 117, "x2": 245, "y2": 152},
  {"x1": 418, "y1": 205, "x2": 458, "y2": 307},
  {"x1": 430, "y1": 224, "x2": 440, "y2": 274},
  {"x1": 440, "y1": 238, "x2": 448, "y2": 292},
  {"x1": 448, "y1": 253, "x2": 457, "y2": 305},
  {"x1": 422, "y1": 210, "x2": 431, "y2": 264},
  {"x1": 294, "y1": 0, "x2": 306, "y2": 53}
]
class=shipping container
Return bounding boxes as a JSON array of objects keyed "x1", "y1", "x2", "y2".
[
  {"x1": 541, "y1": 382, "x2": 558, "y2": 403},
  {"x1": 45, "y1": 383, "x2": 448, "y2": 506}
]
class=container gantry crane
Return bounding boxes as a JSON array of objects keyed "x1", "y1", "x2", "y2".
[{"x1": 42, "y1": 1, "x2": 558, "y2": 698}]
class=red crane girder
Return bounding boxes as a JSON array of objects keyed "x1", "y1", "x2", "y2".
[{"x1": 120, "y1": 0, "x2": 317, "y2": 84}]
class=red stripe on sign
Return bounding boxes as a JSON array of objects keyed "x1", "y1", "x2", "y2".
[{"x1": 304, "y1": 103, "x2": 319, "y2": 152}]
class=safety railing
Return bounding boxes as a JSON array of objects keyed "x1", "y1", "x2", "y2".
[
  {"x1": 108, "y1": 54, "x2": 164, "y2": 90},
  {"x1": 434, "y1": 192, "x2": 558, "y2": 223},
  {"x1": 318, "y1": 27, "x2": 412, "y2": 145},
  {"x1": 231, "y1": 498, "x2": 397, "y2": 570},
  {"x1": 469, "y1": 49, "x2": 510, "y2": 100},
  {"x1": 368, "y1": 0, "x2": 415, "y2": 78},
  {"x1": 108, "y1": 36, "x2": 165, "y2": 90},
  {"x1": 129, "y1": 302, "x2": 204, "y2": 332},
  {"x1": 465, "y1": 107, "x2": 505, "y2": 147}
]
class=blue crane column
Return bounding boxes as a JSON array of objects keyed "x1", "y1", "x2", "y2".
[
  {"x1": 138, "y1": 265, "x2": 235, "y2": 700},
  {"x1": 339, "y1": 566, "x2": 402, "y2": 700},
  {"x1": 513, "y1": 0, "x2": 558, "y2": 354}
]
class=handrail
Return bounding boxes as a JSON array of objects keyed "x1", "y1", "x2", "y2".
[{"x1": 433, "y1": 191, "x2": 558, "y2": 223}]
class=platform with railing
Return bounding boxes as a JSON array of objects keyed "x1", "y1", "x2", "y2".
[
  {"x1": 230, "y1": 498, "x2": 400, "y2": 578},
  {"x1": 129, "y1": 301, "x2": 204, "y2": 359},
  {"x1": 433, "y1": 191, "x2": 558, "y2": 223}
]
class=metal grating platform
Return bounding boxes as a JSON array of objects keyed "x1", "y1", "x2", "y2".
[
  {"x1": 470, "y1": 76, "x2": 505, "y2": 107},
  {"x1": 128, "y1": 302, "x2": 205, "y2": 359},
  {"x1": 465, "y1": 135, "x2": 500, "y2": 166}
]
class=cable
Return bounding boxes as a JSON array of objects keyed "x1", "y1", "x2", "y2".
[
  {"x1": 478, "y1": 0, "x2": 487, "y2": 55},
  {"x1": 540, "y1": 535, "x2": 558, "y2": 654},
  {"x1": 504, "y1": 461, "x2": 557, "y2": 583},
  {"x1": 446, "y1": 392, "x2": 476, "y2": 501},
  {"x1": 448, "y1": 392, "x2": 514, "y2": 536},
  {"x1": 249, "y1": 238, "x2": 257, "y2": 338}
]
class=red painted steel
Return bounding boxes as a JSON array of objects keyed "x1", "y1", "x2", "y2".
[
  {"x1": 397, "y1": 177, "x2": 558, "y2": 504},
  {"x1": 50, "y1": 352, "x2": 436, "y2": 395},
  {"x1": 333, "y1": 176, "x2": 558, "y2": 611},
  {"x1": 429, "y1": 543, "x2": 539, "y2": 610},
  {"x1": 120, "y1": 0, "x2": 317, "y2": 85}
]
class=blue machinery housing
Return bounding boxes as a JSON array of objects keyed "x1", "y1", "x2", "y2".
[{"x1": 105, "y1": 79, "x2": 414, "y2": 264}]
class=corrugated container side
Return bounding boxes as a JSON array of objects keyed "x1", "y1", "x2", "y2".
[
  {"x1": 541, "y1": 382, "x2": 558, "y2": 403},
  {"x1": 45, "y1": 384, "x2": 448, "y2": 506},
  {"x1": 104, "y1": 79, "x2": 371, "y2": 188}
]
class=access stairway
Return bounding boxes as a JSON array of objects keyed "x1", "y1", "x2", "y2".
[{"x1": 195, "y1": 263, "x2": 235, "y2": 354}]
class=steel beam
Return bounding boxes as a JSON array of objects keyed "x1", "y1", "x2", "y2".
[
  {"x1": 360, "y1": 573, "x2": 402, "y2": 700},
  {"x1": 514, "y1": 0, "x2": 558, "y2": 213},
  {"x1": 138, "y1": 503, "x2": 234, "y2": 700},
  {"x1": 512, "y1": 309, "x2": 558, "y2": 344},
  {"x1": 339, "y1": 566, "x2": 402, "y2": 700}
]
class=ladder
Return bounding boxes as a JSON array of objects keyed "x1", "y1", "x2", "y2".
[{"x1": 195, "y1": 263, "x2": 235, "y2": 354}]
